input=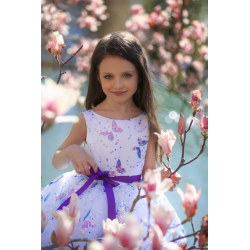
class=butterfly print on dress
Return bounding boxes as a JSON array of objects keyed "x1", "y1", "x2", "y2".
[
  {"x1": 138, "y1": 138, "x2": 148, "y2": 146},
  {"x1": 116, "y1": 159, "x2": 126, "y2": 174},
  {"x1": 132, "y1": 147, "x2": 141, "y2": 159},
  {"x1": 99, "y1": 121, "x2": 123, "y2": 141}
]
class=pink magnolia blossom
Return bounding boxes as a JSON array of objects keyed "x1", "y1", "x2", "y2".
[
  {"x1": 148, "y1": 6, "x2": 169, "y2": 28},
  {"x1": 102, "y1": 218, "x2": 124, "y2": 238},
  {"x1": 151, "y1": 205, "x2": 174, "y2": 235},
  {"x1": 179, "y1": 38, "x2": 194, "y2": 54},
  {"x1": 153, "y1": 32, "x2": 165, "y2": 44},
  {"x1": 150, "y1": 224, "x2": 182, "y2": 250},
  {"x1": 158, "y1": 46, "x2": 172, "y2": 61},
  {"x1": 103, "y1": 234, "x2": 120, "y2": 250},
  {"x1": 192, "y1": 109, "x2": 208, "y2": 133},
  {"x1": 198, "y1": 214, "x2": 208, "y2": 247},
  {"x1": 199, "y1": 45, "x2": 208, "y2": 60},
  {"x1": 69, "y1": 193, "x2": 79, "y2": 217},
  {"x1": 41, "y1": 211, "x2": 48, "y2": 232},
  {"x1": 119, "y1": 214, "x2": 143, "y2": 250},
  {"x1": 130, "y1": 4, "x2": 145, "y2": 15},
  {"x1": 190, "y1": 89, "x2": 202, "y2": 109},
  {"x1": 77, "y1": 11, "x2": 101, "y2": 32},
  {"x1": 85, "y1": 0, "x2": 108, "y2": 20},
  {"x1": 178, "y1": 113, "x2": 186, "y2": 135},
  {"x1": 41, "y1": 78, "x2": 79, "y2": 124},
  {"x1": 125, "y1": 14, "x2": 150, "y2": 32},
  {"x1": 154, "y1": 129, "x2": 176, "y2": 156},
  {"x1": 48, "y1": 30, "x2": 65, "y2": 58},
  {"x1": 51, "y1": 194, "x2": 81, "y2": 246},
  {"x1": 176, "y1": 183, "x2": 201, "y2": 218},
  {"x1": 133, "y1": 168, "x2": 173, "y2": 200},
  {"x1": 191, "y1": 20, "x2": 208, "y2": 44},
  {"x1": 182, "y1": 27, "x2": 191, "y2": 38}
]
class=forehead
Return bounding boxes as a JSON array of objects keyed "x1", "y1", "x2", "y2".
[{"x1": 99, "y1": 56, "x2": 137, "y2": 73}]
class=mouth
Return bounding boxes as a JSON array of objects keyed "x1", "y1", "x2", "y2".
[{"x1": 111, "y1": 91, "x2": 127, "y2": 96}]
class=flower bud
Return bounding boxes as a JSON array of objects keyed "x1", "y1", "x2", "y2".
[
  {"x1": 177, "y1": 113, "x2": 185, "y2": 135},
  {"x1": 190, "y1": 89, "x2": 201, "y2": 109}
]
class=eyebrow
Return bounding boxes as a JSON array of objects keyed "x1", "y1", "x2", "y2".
[{"x1": 101, "y1": 70, "x2": 134, "y2": 75}]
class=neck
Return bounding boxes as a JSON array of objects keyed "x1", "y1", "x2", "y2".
[{"x1": 102, "y1": 97, "x2": 137, "y2": 113}]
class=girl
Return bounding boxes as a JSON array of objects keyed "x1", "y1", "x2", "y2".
[{"x1": 41, "y1": 31, "x2": 188, "y2": 249}]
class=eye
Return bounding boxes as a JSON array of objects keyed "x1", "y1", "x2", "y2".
[
  {"x1": 124, "y1": 73, "x2": 132, "y2": 78},
  {"x1": 104, "y1": 75, "x2": 112, "y2": 79}
]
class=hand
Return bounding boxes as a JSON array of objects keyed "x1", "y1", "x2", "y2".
[
  {"x1": 67, "y1": 144, "x2": 98, "y2": 176},
  {"x1": 160, "y1": 168, "x2": 182, "y2": 192}
]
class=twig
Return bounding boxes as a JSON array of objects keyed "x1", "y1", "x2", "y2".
[
  {"x1": 182, "y1": 135, "x2": 207, "y2": 167},
  {"x1": 190, "y1": 217, "x2": 197, "y2": 245},
  {"x1": 170, "y1": 226, "x2": 207, "y2": 243},
  {"x1": 41, "y1": 238, "x2": 103, "y2": 250},
  {"x1": 143, "y1": 198, "x2": 151, "y2": 241},
  {"x1": 41, "y1": 45, "x2": 83, "y2": 134},
  {"x1": 129, "y1": 188, "x2": 147, "y2": 213},
  {"x1": 41, "y1": 76, "x2": 46, "y2": 80},
  {"x1": 186, "y1": 247, "x2": 208, "y2": 250},
  {"x1": 168, "y1": 218, "x2": 189, "y2": 229}
]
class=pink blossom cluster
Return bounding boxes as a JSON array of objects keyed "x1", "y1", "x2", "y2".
[
  {"x1": 85, "y1": 0, "x2": 108, "y2": 20},
  {"x1": 77, "y1": 0, "x2": 108, "y2": 32},
  {"x1": 190, "y1": 20, "x2": 208, "y2": 45},
  {"x1": 148, "y1": 5, "x2": 170, "y2": 28},
  {"x1": 61, "y1": 70, "x2": 87, "y2": 90},
  {"x1": 41, "y1": 3, "x2": 71, "y2": 43},
  {"x1": 166, "y1": 0, "x2": 183, "y2": 20}
]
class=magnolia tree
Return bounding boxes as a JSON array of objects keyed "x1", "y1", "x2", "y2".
[{"x1": 125, "y1": 2, "x2": 208, "y2": 93}]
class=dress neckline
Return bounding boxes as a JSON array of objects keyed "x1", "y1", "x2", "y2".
[{"x1": 90, "y1": 110, "x2": 145, "y2": 121}]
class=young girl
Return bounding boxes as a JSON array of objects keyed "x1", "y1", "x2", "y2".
[{"x1": 41, "y1": 31, "x2": 188, "y2": 249}]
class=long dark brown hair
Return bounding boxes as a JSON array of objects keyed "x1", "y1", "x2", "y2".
[{"x1": 84, "y1": 31, "x2": 163, "y2": 164}]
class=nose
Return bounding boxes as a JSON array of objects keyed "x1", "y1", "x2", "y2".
[{"x1": 114, "y1": 78, "x2": 124, "y2": 89}]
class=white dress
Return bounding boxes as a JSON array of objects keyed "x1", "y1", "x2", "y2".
[{"x1": 41, "y1": 110, "x2": 188, "y2": 249}]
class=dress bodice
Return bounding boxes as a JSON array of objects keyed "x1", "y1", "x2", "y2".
[{"x1": 82, "y1": 110, "x2": 149, "y2": 177}]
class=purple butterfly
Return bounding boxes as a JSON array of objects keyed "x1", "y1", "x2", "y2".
[
  {"x1": 112, "y1": 121, "x2": 123, "y2": 133},
  {"x1": 82, "y1": 220, "x2": 97, "y2": 230},
  {"x1": 138, "y1": 138, "x2": 148, "y2": 146},
  {"x1": 100, "y1": 120, "x2": 123, "y2": 141},
  {"x1": 116, "y1": 159, "x2": 126, "y2": 174},
  {"x1": 132, "y1": 147, "x2": 141, "y2": 159},
  {"x1": 99, "y1": 131, "x2": 114, "y2": 141}
]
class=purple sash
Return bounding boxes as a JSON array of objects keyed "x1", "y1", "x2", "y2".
[{"x1": 57, "y1": 168, "x2": 141, "y2": 220}]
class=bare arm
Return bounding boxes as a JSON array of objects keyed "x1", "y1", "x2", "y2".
[
  {"x1": 142, "y1": 135, "x2": 156, "y2": 180},
  {"x1": 52, "y1": 113, "x2": 97, "y2": 175}
]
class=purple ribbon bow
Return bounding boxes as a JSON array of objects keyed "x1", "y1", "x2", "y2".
[{"x1": 57, "y1": 168, "x2": 141, "y2": 220}]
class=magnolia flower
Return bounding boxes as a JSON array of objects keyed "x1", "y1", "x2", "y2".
[
  {"x1": 41, "y1": 78, "x2": 79, "y2": 124},
  {"x1": 150, "y1": 224, "x2": 182, "y2": 250},
  {"x1": 133, "y1": 168, "x2": 173, "y2": 200},
  {"x1": 178, "y1": 113, "x2": 185, "y2": 135},
  {"x1": 119, "y1": 214, "x2": 143, "y2": 250},
  {"x1": 192, "y1": 109, "x2": 208, "y2": 133},
  {"x1": 51, "y1": 193, "x2": 81, "y2": 246},
  {"x1": 102, "y1": 234, "x2": 120, "y2": 250},
  {"x1": 176, "y1": 183, "x2": 201, "y2": 218},
  {"x1": 198, "y1": 214, "x2": 208, "y2": 247},
  {"x1": 41, "y1": 211, "x2": 48, "y2": 232},
  {"x1": 151, "y1": 205, "x2": 174, "y2": 235},
  {"x1": 154, "y1": 129, "x2": 176, "y2": 157},
  {"x1": 102, "y1": 218, "x2": 124, "y2": 238},
  {"x1": 48, "y1": 30, "x2": 65, "y2": 58},
  {"x1": 190, "y1": 89, "x2": 201, "y2": 109}
]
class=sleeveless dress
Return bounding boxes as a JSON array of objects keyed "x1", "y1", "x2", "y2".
[{"x1": 41, "y1": 110, "x2": 188, "y2": 249}]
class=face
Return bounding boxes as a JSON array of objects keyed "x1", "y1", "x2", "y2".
[{"x1": 97, "y1": 56, "x2": 139, "y2": 104}]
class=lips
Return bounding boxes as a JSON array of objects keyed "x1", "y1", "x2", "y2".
[{"x1": 112, "y1": 91, "x2": 127, "y2": 96}]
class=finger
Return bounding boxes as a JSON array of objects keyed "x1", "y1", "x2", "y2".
[
  {"x1": 173, "y1": 180, "x2": 179, "y2": 185},
  {"x1": 82, "y1": 161, "x2": 91, "y2": 175},
  {"x1": 76, "y1": 162, "x2": 86, "y2": 175},
  {"x1": 169, "y1": 188, "x2": 174, "y2": 192},
  {"x1": 73, "y1": 163, "x2": 81, "y2": 175},
  {"x1": 87, "y1": 158, "x2": 98, "y2": 173},
  {"x1": 171, "y1": 172, "x2": 182, "y2": 181}
]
